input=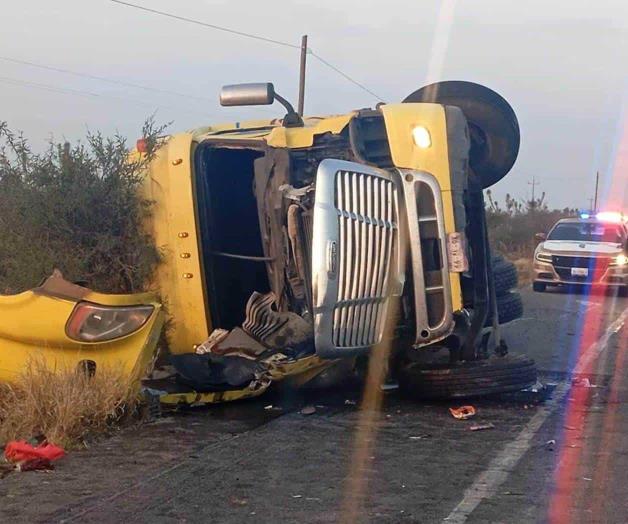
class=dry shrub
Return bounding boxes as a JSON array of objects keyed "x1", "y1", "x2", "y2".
[
  {"x1": 0, "y1": 359, "x2": 138, "y2": 449},
  {"x1": 512, "y1": 257, "x2": 534, "y2": 287},
  {"x1": 0, "y1": 119, "x2": 166, "y2": 295}
]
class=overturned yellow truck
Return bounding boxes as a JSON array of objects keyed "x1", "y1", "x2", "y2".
[{"x1": 0, "y1": 81, "x2": 535, "y2": 402}]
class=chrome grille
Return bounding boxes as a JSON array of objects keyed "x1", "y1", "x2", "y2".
[
  {"x1": 333, "y1": 170, "x2": 398, "y2": 348},
  {"x1": 312, "y1": 159, "x2": 403, "y2": 358}
]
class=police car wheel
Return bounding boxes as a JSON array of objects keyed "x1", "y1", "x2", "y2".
[{"x1": 533, "y1": 281, "x2": 546, "y2": 292}]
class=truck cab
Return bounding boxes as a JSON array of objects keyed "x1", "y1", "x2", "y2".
[{"x1": 140, "y1": 80, "x2": 535, "y2": 402}]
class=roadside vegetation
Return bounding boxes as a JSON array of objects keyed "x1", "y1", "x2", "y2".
[
  {"x1": 0, "y1": 119, "x2": 164, "y2": 294},
  {"x1": 0, "y1": 360, "x2": 137, "y2": 449},
  {"x1": 486, "y1": 190, "x2": 576, "y2": 284},
  {"x1": 0, "y1": 120, "x2": 164, "y2": 449}
]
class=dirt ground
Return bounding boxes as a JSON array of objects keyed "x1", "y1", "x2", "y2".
[{"x1": 1, "y1": 287, "x2": 627, "y2": 523}]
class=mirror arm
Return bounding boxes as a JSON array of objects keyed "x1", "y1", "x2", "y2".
[{"x1": 274, "y1": 93, "x2": 304, "y2": 128}]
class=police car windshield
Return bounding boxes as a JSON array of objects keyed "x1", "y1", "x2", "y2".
[{"x1": 548, "y1": 223, "x2": 622, "y2": 243}]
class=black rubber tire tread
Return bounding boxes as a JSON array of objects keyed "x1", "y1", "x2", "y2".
[
  {"x1": 493, "y1": 258, "x2": 518, "y2": 295},
  {"x1": 485, "y1": 291, "x2": 523, "y2": 326},
  {"x1": 398, "y1": 354, "x2": 537, "y2": 399}
]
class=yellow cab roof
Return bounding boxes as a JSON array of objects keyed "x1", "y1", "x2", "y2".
[{"x1": 190, "y1": 113, "x2": 356, "y2": 149}]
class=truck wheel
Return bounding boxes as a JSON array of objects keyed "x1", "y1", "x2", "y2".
[
  {"x1": 485, "y1": 291, "x2": 523, "y2": 326},
  {"x1": 533, "y1": 281, "x2": 546, "y2": 292},
  {"x1": 398, "y1": 353, "x2": 537, "y2": 399},
  {"x1": 493, "y1": 257, "x2": 518, "y2": 295}
]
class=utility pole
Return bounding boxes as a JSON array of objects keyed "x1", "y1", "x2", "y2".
[
  {"x1": 593, "y1": 171, "x2": 600, "y2": 213},
  {"x1": 528, "y1": 176, "x2": 540, "y2": 203},
  {"x1": 297, "y1": 35, "x2": 308, "y2": 117}
]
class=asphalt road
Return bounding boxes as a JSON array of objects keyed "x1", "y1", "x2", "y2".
[{"x1": 1, "y1": 287, "x2": 626, "y2": 524}]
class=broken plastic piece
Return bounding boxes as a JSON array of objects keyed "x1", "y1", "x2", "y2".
[
  {"x1": 195, "y1": 328, "x2": 230, "y2": 355},
  {"x1": 572, "y1": 377, "x2": 599, "y2": 388},
  {"x1": 4, "y1": 441, "x2": 65, "y2": 463},
  {"x1": 300, "y1": 406, "x2": 316, "y2": 415},
  {"x1": 449, "y1": 406, "x2": 476, "y2": 420},
  {"x1": 469, "y1": 423, "x2": 495, "y2": 431}
]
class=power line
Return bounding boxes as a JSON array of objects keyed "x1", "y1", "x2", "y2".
[
  {"x1": 309, "y1": 51, "x2": 383, "y2": 101},
  {"x1": 108, "y1": 0, "x2": 384, "y2": 102},
  {"x1": 109, "y1": 0, "x2": 299, "y2": 49},
  {"x1": 0, "y1": 56, "x2": 212, "y2": 102},
  {"x1": 0, "y1": 75, "x2": 211, "y2": 117}
]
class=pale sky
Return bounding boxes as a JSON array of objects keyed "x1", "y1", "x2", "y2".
[{"x1": 1, "y1": 0, "x2": 626, "y2": 209}]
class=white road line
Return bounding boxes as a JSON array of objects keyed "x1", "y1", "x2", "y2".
[{"x1": 443, "y1": 306, "x2": 628, "y2": 523}]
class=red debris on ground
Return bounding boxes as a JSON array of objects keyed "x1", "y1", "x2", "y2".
[{"x1": 4, "y1": 441, "x2": 66, "y2": 463}]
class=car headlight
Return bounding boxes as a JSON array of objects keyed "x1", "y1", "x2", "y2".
[
  {"x1": 535, "y1": 252, "x2": 553, "y2": 263},
  {"x1": 611, "y1": 254, "x2": 628, "y2": 267},
  {"x1": 66, "y1": 302, "x2": 154, "y2": 342}
]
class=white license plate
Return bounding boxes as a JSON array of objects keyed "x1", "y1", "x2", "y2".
[
  {"x1": 447, "y1": 232, "x2": 469, "y2": 273},
  {"x1": 571, "y1": 267, "x2": 589, "y2": 277}
]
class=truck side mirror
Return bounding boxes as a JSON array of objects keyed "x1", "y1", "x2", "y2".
[
  {"x1": 535, "y1": 232, "x2": 546, "y2": 242},
  {"x1": 219, "y1": 82, "x2": 303, "y2": 128},
  {"x1": 220, "y1": 83, "x2": 275, "y2": 106}
]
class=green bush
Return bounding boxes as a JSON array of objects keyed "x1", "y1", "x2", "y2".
[
  {"x1": 486, "y1": 190, "x2": 576, "y2": 259},
  {"x1": 0, "y1": 120, "x2": 165, "y2": 295}
]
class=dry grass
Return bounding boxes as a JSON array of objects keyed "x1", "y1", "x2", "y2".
[
  {"x1": 511, "y1": 257, "x2": 534, "y2": 287},
  {"x1": 0, "y1": 359, "x2": 138, "y2": 449}
]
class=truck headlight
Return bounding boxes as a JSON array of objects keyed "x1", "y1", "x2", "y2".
[
  {"x1": 66, "y1": 302, "x2": 154, "y2": 342},
  {"x1": 535, "y1": 252, "x2": 553, "y2": 263},
  {"x1": 611, "y1": 254, "x2": 628, "y2": 267},
  {"x1": 412, "y1": 126, "x2": 431, "y2": 148}
]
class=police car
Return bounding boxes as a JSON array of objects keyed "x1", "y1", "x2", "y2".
[{"x1": 533, "y1": 212, "x2": 628, "y2": 295}]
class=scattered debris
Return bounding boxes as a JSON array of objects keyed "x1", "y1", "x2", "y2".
[
  {"x1": 4, "y1": 440, "x2": 65, "y2": 463},
  {"x1": 344, "y1": 400, "x2": 357, "y2": 406},
  {"x1": 146, "y1": 365, "x2": 177, "y2": 380},
  {"x1": 300, "y1": 406, "x2": 316, "y2": 416},
  {"x1": 195, "y1": 328, "x2": 230, "y2": 355},
  {"x1": 409, "y1": 434, "x2": 431, "y2": 440},
  {"x1": 449, "y1": 406, "x2": 477, "y2": 420},
  {"x1": 572, "y1": 377, "x2": 600, "y2": 388},
  {"x1": 292, "y1": 495, "x2": 303, "y2": 499},
  {"x1": 380, "y1": 382, "x2": 399, "y2": 392},
  {"x1": 469, "y1": 423, "x2": 495, "y2": 432},
  {"x1": 229, "y1": 496, "x2": 248, "y2": 506},
  {"x1": 546, "y1": 439, "x2": 556, "y2": 451},
  {"x1": 583, "y1": 477, "x2": 592, "y2": 481},
  {"x1": 16, "y1": 457, "x2": 54, "y2": 472}
]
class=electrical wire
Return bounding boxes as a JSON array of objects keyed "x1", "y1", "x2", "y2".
[
  {"x1": 0, "y1": 56, "x2": 213, "y2": 102},
  {"x1": 309, "y1": 51, "x2": 384, "y2": 102},
  {"x1": 109, "y1": 0, "x2": 300, "y2": 49},
  {"x1": 108, "y1": 0, "x2": 384, "y2": 102},
  {"x1": 0, "y1": 75, "x2": 212, "y2": 116}
]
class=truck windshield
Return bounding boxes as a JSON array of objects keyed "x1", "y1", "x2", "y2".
[{"x1": 548, "y1": 223, "x2": 622, "y2": 243}]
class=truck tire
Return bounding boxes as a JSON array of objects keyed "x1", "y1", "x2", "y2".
[
  {"x1": 398, "y1": 353, "x2": 537, "y2": 399},
  {"x1": 485, "y1": 291, "x2": 523, "y2": 326},
  {"x1": 493, "y1": 257, "x2": 518, "y2": 295}
]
